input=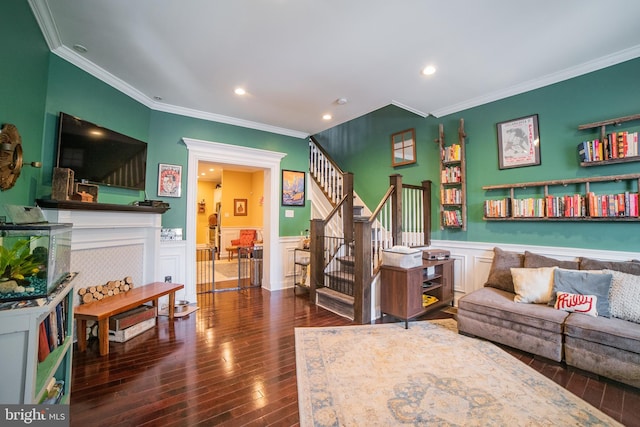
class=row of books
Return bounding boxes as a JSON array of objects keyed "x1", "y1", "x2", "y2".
[
  {"x1": 38, "y1": 298, "x2": 69, "y2": 363},
  {"x1": 441, "y1": 165, "x2": 462, "y2": 183},
  {"x1": 441, "y1": 188, "x2": 462, "y2": 205},
  {"x1": 442, "y1": 210, "x2": 463, "y2": 227},
  {"x1": 442, "y1": 144, "x2": 462, "y2": 163},
  {"x1": 484, "y1": 192, "x2": 639, "y2": 218},
  {"x1": 578, "y1": 131, "x2": 639, "y2": 162},
  {"x1": 587, "y1": 191, "x2": 639, "y2": 217}
]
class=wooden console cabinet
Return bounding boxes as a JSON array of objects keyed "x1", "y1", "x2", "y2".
[{"x1": 380, "y1": 259, "x2": 454, "y2": 328}]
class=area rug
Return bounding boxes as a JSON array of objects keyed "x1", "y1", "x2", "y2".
[{"x1": 295, "y1": 319, "x2": 621, "y2": 426}]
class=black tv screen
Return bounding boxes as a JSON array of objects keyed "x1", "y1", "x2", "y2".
[{"x1": 56, "y1": 112, "x2": 147, "y2": 191}]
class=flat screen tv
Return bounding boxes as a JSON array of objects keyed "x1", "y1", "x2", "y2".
[{"x1": 55, "y1": 112, "x2": 147, "y2": 191}]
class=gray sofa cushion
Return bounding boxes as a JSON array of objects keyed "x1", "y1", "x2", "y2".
[
  {"x1": 564, "y1": 311, "x2": 640, "y2": 354},
  {"x1": 458, "y1": 287, "x2": 569, "y2": 361},
  {"x1": 580, "y1": 257, "x2": 640, "y2": 275},
  {"x1": 458, "y1": 287, "x2": 568, "y2": 333},
  {"x1": 524, "y1": 251, "x2": 579, "y2": 270},
  {"x1": 484, "y1": 247, "x2": 524, "y2": 293}
]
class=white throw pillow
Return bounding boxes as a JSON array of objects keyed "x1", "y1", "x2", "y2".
[
  {"x1": 554, "y1": 291, "x2": 598, "y2": 317},
  {"x1": 511, "y1": 267, "x2": 557, "y2": 304},
  {"x1": 605, "y1": 269, "x2": 640, "y2": 324}
]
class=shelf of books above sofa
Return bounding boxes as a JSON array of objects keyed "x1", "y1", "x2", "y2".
[
  {"x1": 482, "y1": 173, "x2": 640, "y2": 221},
  {"x1": 577, "y1": 113, "x2": 640, "y2": 166}
]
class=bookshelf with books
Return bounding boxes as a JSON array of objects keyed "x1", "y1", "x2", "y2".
[
  {"x1": 436, "y1": 119, "x2": 467, "y2": 230},
  {"x1": 0, "y1": 274, "x2": 76, "y2": 404},
  {"x1": 483, "y1": 173, "x2": 640, "y2": 221},
  {"x1": 577, "y1": 113, "x2": 640, "y2": 167}
]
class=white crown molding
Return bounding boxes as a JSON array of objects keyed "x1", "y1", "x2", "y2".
[
  {"x1": 430, "y1": 45, "x2": 640, "y2": 118},
  {"x1": 154, "y1": 103, "x2": 309, "y2": 139},
  {"x1": 28, "y1": 0, "x2": 61, "y2": 50},
  {"x1": 390, "y1": 100, "x2": 428, "y2": 118}
]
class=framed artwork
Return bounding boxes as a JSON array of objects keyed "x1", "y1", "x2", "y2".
[
  {"x1": 391, "y1": 128, "x2": 416, "y2": 167},
  {"x1": 496, "y1": 114, "x2": 541, "y2": 169},
  {"x1": 158, "y1": 163, "x2": 182, "y2": 197},
  {"x1": 281, "y1": 170, "x2": 306, "y2": 206},
  {"x1": 234, "y1": 199, "x2": 247, "y2": 216}
]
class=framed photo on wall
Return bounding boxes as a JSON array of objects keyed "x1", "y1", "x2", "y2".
[
  {"x1": 496, "y1": 114, "x2": 541, "y2": 169},
  {"x1": 158, "y1": 163, "x2": 182, "y2": 197},
  {"x1": 234, "y1": 198, "x2": 247, "y2": 216},
  {"x1": 281, "y1": 170, "x2": 306, "y2": 206}
]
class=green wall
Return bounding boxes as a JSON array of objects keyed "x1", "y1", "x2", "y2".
[
  {"x1": 314, "y1": 58, "x2": 640, "y2": 252},
  {"x1": 1, "y1": 1, "x2": 310, "y2": 236},
  {"x1": 0, "y1": 0, "x2": 49, "y2": 213}
]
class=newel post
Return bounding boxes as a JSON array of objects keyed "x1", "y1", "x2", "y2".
[
  {"x1": 389, "y1": 174, "x2": 403, "y2": 246},
  {"x1": 353, "y1": 218, "x2": 372, "y2": 324},
  {"x1": 309, "y1": 218, "x2": 325, "y2": 303}
]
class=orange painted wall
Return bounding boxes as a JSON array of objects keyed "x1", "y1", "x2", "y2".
[{"x1": 220, "y1": 170, "x2": 264, "y2": 228}]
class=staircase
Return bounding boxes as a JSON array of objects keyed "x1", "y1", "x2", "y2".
[
  {"x1": 307, "y1": 137, "x2": 431, "y2": 323},
  {"x1": 316, "y1": 245, "x2": 356, "y2": 319}
]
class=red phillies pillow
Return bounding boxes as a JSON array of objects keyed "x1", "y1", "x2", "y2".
[{"x1": 554, "y1": 291, "x2": 598, "y2": 317}]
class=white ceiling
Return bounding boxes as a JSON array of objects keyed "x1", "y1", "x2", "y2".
[{"x1": 30, "y1": 0, "x2": 640, "y2": 138}]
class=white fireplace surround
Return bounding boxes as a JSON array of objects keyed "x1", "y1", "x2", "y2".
[{"x1": 42, "y1": 208, "x2": 161, "y2": 306}]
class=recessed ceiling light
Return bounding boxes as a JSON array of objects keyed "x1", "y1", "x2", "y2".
[
  {"x1": 422, "y1": 65, "x2": 436, "y2": 76},
  {"x1": 73, "y1": 44, "x2": 88, "y2": 53},
  {"x1": 322, "y1": 114, "x2": 332, "y2": 120},
  {"x1": 209, "y1": 168, "x2": 214, "y2": 172},
  {"x1": 336, "y1": 98, "x2": 348, "y2": 105},
  {"x1": 234, "y1": 87, "x2": 246, "y2": 95},
  {"x1": 201, "y1": 172, "x2": 206, "y2": 176}
]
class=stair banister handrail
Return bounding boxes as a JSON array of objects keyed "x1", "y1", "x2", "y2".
[
  {"x1": 325, "y1": 194, "x2": 348, "y2": 224},
  {"x1": 368, "y1": 185, "x2": 396, "y2": 222},
  {"x1": 309, "y1": 136, "x2": 345, "y2": 175}
]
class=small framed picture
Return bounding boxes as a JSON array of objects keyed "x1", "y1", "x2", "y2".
[
  {"x1": 496, "y1": 114, "x2": 541, "y2": 169},
  {"x1": 234, "y1": 198, "x2": 247, "y2": 216},
  {"x1": 281, "y1": 170, "x2": 306, "y2": 206},
  {"x1": 158, "y1": 163, "x2": 182, "y2": 197}
]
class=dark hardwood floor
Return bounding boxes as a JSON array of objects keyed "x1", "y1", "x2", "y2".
[{"x1": 71, "y1": 285, "x2": 640, "y2": 426}]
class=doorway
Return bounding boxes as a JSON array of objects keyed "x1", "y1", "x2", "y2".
[
  {"x1": 195, "y1": 161, "x2": 264, "y2": 293},
  {"x1": 182, "y1": 137, "x2": 286, "y2": 303}
]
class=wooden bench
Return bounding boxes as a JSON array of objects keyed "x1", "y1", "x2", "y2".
[{"x1": 74, "y1": 282, "x2": 184, "y2": 356}]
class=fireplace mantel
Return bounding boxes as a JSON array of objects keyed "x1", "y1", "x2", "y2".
[{"x1": 36, "y1": 199, "x2": 169, "y2": 214}]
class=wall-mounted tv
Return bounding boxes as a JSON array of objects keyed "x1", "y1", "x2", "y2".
[{"x1": 55, "y1": 112, "x2": 147, "y2": 191}]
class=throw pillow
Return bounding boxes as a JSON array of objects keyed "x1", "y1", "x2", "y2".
[
  {"x1": 554, "y1": 291, "x2": 598, "y2": 317},
  {"x1": 549, "y1": 269, "x2": 613, "y2": 317},
  {"x1": 580, "y1": 257, "x2": 640, "y2": 276},
  {"x1": 524, "y1": 251, "x2": 579, "y2": 270},
  {"x1": 511, "y1": 267, "x2": 557, "y2": 304},
  {"x1": 484, "y1": 247, "x2": 524, "y2": 293},
  {"x1": 605, "y1": 269, "x2": 640, "y2": 324}
]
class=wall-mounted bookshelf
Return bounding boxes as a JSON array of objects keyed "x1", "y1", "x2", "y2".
[
  {"x1": 436, "y1": 119, "x2": 467, "y2": 230},
  {"x1": 483, "y1": 173, "x2": 640, "y2": 221},
  {"x1": 578, "y1": 113, "x2": 640, "y2": 167}
]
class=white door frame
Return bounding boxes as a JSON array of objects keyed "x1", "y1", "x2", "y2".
[{"x1": 182, "y1": 138, "x2": 286, "y2": 301}]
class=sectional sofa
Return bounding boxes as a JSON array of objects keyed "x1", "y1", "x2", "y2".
[{"x1": 457, "y1": 248, "x2": 640, "y2": 389}]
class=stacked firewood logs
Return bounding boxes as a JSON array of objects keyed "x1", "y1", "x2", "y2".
[{"x1": 77, "y1": 277, "x2": 135, "y2": 303}]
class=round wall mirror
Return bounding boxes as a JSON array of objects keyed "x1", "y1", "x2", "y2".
[{"x1": 0, "y1": 124, "x2": 23, "y2": 191}]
